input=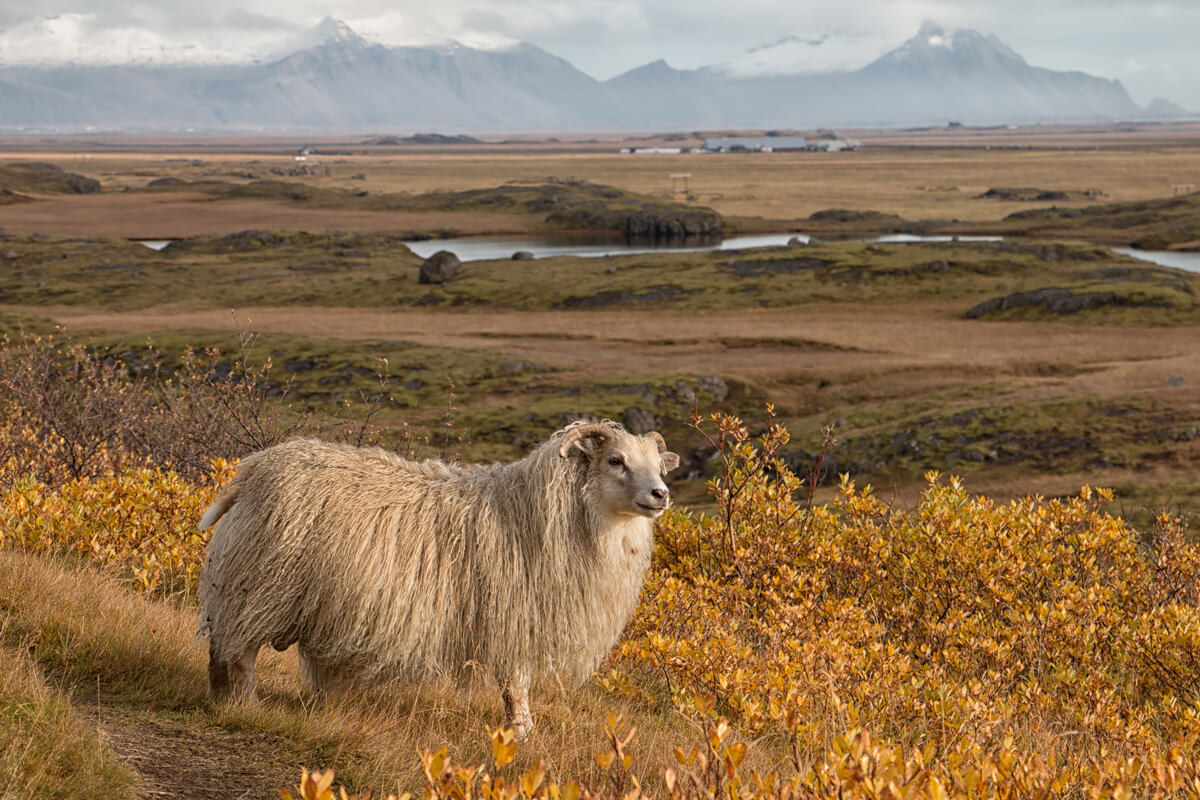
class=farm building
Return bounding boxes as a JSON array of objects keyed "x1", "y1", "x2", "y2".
[
  {"x1": 702, "y1": 136, "x2": 807, "y2": 152},
  {"x1": 701, "y1": 136, "x2": 862, "y2": 153},
  {"x1": 808, "y1": 138, "x2": 862, "y2": 152}
]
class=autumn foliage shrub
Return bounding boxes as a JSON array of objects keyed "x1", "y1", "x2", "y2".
[
  {"x1": 0, "y1": 463, "x2": 232, "y2": 596},
  {"x1": 606, "y1": 412, "x2": 1200, "y2": 796},
  {"x1": 1, "y1": 382, "x2": 1199, "y2": 796}
]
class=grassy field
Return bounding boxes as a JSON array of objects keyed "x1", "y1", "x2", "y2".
[
  {"x1": 3, "y1": 121, "x2": 1200, "y2": 237},
  {"x1": 1, "y1": 126, "x2": 1197, "y2": 516},
  {"x1": 2, "y1": 123, "x2": 1200, "y2": 798},
  {"x1": 5, "y1": 231, "x2": 1198, "y2": 517}
]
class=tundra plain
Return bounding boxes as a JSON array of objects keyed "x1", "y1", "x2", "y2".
[
  {"x1": 2, "y1": 122, "x2": 1200, "y2": 798},
  {"x1": 3, "y1": 122, "x2": 1198, "y2": 519}
]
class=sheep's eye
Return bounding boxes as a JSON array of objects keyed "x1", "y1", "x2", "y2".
[{"x1": 608, "y1": 456, "x2": 624, "y2": 467}]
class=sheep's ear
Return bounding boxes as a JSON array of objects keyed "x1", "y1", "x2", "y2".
[{"x1": 660, "y1": 451, "x2": 680, "y2": 473}]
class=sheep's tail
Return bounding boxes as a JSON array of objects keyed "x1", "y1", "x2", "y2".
[{"x1": 199, "y1": 485, "x2": 239, "y2": 531}]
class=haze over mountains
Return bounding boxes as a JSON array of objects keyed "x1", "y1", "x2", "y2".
[{"x1": 0, "y1": 18, "x2": 1185, "y2": 133}]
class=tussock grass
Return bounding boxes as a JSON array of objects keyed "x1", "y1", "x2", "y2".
[
  {"x1": 0, "y1": 550, "x2": 209, "y2": 709},
  {"x1": 0, "y1": 600, "x2": 139, "y2": 800},
  {"x1": 0, "y1": 549, "x2": 712, "y2": 797}
]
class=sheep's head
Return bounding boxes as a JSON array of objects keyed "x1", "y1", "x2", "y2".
[{"x1": 559, "y1": 423, "x2": 680, "y2": 519}]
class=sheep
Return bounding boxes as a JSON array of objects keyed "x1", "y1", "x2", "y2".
[{"x1": 197, "y1": 420, "x2": 679, "y2": 738}]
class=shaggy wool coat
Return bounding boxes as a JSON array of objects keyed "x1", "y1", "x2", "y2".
[{"x1": 199, "y1": 433, "x2": 654, "y2": 691}]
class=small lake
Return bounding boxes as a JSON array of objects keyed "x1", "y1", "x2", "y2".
[
  {"x1": 403, "y1": 233, "x2": 805, "y2": 261},
  {"x1": 403, "y1": 234, "x2": 1200, "y2": 274},
  {"x1": 134, "y1": 235, "x2": 1200, "y2": 274},
  {"x1": 1111, "y1": 246, "x2": 1200, "y2": 274}
]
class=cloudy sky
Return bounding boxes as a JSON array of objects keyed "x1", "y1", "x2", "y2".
[{"x1": 0, "y1": 0, "x2": 1197, "y2": 108}]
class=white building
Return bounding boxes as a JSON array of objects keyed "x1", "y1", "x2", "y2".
[{"x1": 702, "y1": 136, "x2": 807, "y2": 152}]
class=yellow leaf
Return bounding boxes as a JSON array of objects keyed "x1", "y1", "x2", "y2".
[
  {"x1": 724, "y1": 742, "x2": 748, "y2": 769},
  {"x1": 316, "y1": 770, "x2": 335, "y2": 795},
  {"x1": 521, "y1": 761, "x2": 547, "y2": 796},
  {"x1": 490, "y1": 727, "x2": 519, "y2": 768}
]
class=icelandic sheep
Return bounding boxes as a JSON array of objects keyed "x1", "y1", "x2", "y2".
[{"x1": 197, "y1": 420, "x2": 679, "y2": 737}]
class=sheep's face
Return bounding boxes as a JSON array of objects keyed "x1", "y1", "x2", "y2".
[{"x1": 560, "y1": 426, "x2": 680, "y2": 519}]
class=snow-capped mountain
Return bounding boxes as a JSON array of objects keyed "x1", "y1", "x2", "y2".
[
  {"x1": 865, "y1": 21, "x2": 1026, "y2": 73},
  {"x1": 844, "y1": 21, "x2": 1141, "y2": 123},
  {"x1": 0, "y1": 18, "x2": 619, "y2": 130},
  {"x1": 281, "y1": 16, "x2": 366, "y2": 53},
  {"x1": 0, "y1": 19, "x2": 1168, "y2": 131}
]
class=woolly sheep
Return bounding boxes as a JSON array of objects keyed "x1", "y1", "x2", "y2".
[{"x1": 197, "y1": 420, "x2": 679, "y2": 738}]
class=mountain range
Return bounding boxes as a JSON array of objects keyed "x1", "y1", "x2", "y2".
[{"x1": 0, "y1": 19, "x2": 1183, "y2": 133}]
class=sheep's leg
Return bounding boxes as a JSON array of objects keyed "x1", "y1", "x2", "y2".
[
  {"x1": 227, "y1": 643, "x2": 261, "y2": 699},
  {"x1": 207, "y1": 642, "x2": 232, "y2": 700},
  {"x1": 502, "y1": 672, "x2": 533, "y2": 740}
]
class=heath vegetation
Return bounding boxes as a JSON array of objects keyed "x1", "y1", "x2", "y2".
[{"x1": 2, "y1": 126, "x2": 1200, "y2": 797}]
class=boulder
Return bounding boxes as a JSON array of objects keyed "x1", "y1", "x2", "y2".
[
  {"x1": 623, "y1": 406, "x2": 657, "y2": 435},
  {"x1": 419, "y1": 250, "x2": 462, "y2": 284},
  {"x1": 511, "y1": 251, "x2": 535, "y2": 260}
]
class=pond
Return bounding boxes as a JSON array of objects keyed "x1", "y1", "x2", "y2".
[
  {"x1": 1111, "y1": 246, "x2": 1200, "y2": 274},
  {"x1": 403, "y1": 233, "x2": 804, "y2": 261},
  {"x1": 134, "y1": 235, "x2": 1200, "y2": 274},
  {"x1": 403, "y1": 234, "x2": 1200, "y2": 274}
]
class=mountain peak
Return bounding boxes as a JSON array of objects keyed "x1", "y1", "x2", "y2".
[
  {"x1": 1145, "y1": 97, "x2": 1190, "y2": 118},
  {"x1": 289, "y1": 17, "x2": 367, "y2": 51},
  {"x1": 870, "y1": 22, "x2": 1025, "y2": 70},
  {"x1": 314, "y1": 18, "x2": 361, "y2": 42}
]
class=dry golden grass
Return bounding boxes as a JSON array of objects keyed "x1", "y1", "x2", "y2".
[
  {"x1": 3, "y1": 123, "x2": 1200, "y2": 237},
  {"x1": 0, "y1": 191, "x2": 539, "y2": 238},
  {"x1": 0, "y1": 639, "x2": 139, "y2": 800},
  {"x1": 0, "y1": 546, "x2": 720, "y2": 799}
]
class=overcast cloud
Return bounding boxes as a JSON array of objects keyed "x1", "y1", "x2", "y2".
[{"x1": 0, "y1": 0, "x2": 1196, "y2": 108}]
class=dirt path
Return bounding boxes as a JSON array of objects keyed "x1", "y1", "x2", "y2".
[
  {"x1": 94, "y1": 704, "x2": 293, "y2": 800},
  {"x1": 17, "y1": 304, "x2": 1200, "y2": 402}
]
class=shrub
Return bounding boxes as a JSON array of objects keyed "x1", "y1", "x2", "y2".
[
  {"x1": 2, "y1": 404, "x2": 1197, "y2": 796},
  {"x1": 608, "y1": 412, "x2": 1200, "y2": 791},
  {"x1": 0, "y1": 330, "x2": 381, "y2": 489}
]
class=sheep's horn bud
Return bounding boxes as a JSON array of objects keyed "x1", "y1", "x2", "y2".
[{"x1": 558, "y1": 423, "x2": 615, "y2": 458}]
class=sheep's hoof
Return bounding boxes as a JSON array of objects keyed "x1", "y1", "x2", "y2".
[{"x1": 507, "y1": 715, "x2": 532, "y2": 742}]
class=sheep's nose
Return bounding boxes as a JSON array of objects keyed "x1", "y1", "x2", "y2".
[{"x1": 651, "y1": 486, "x2": 669, "y2": 501}]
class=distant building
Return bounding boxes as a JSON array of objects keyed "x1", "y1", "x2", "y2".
[
  {"x1": 702, "y1": 136, "x2": 807, "y2": 152},
  {"x1": 619, "y1": 146, "x2": 685, "y2": 154},
  {"x1": 807, "y1": 139, "x2": 862, "y2": 152}
]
